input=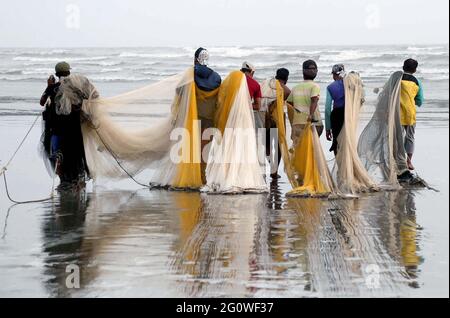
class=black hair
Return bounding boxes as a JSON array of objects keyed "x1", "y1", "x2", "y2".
[
  {"x1": 303, "y1": 60, "x2": 317, "y2": 70},
  {"x1": 195, "y1": 47, "x2": 205, "y2": 59},
  {"x1": 302, "y1": 60, "x2": 318, "y2": 80},
  {"x1": 276, "y1": 68, "x2": 289, "y2": 82},
  {"x1": 241, "y1": 68, "x2": 252, "y2": 74},
  {"x1": 403, "y1": 58, "x2": 419, "y2": 73}
]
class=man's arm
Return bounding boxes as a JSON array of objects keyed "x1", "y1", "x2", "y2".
[
  {"x1": 253, "y1": 97, "x2": 261, "y2": 111},
  {"x1": 325, "y1": 89, "x2": 333, "y2": 140},
  {"x1": 283, "y1": 85, "x2": 291, "y2": 101},
  {"x1": 253, "y1": 85, "x2": 263, "y2": 111},
  {"x1": 309, "y1": 84, "x2": 321, "y2": 121},
  {"x1": 40, "y1": 93, "x2": 49, "y2": 107},
  {"x1": 309, "y1": 96, "x2": 319, "y2": 120},
  {"x1": 40, "y1": 76, "x2": 56, "y2": 107},
  {"x1": 416, "y1": 80, "x2": 424, "y2": 107}
]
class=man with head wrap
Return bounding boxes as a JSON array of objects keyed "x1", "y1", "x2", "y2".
[
  {"x1": 325, "y1": 64, "x2": 347, "y2": 155},
  {"x1": 193, "y1": 48, "x2": 221, "y2": 130},
  {"x1": 193, "y1": 48, "x2": 222, "y2": 183}
]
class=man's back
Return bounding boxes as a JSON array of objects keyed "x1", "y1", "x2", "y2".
[
  {"x1": 400, "y1": 73, "x2": 424, "y2": 126},
  {"x1": 245, "y1": 74, "x2": 262, "y2": 101},
  {"x1": 327, "y1": 79, "x2": 345, "y2": 108}
]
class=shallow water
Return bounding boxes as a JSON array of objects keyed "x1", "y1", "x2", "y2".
[{"x1": 0, "y1": 119, "x2": 448, "y2": 298}]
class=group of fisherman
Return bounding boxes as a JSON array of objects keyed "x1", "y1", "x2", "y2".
[{"x1": 40, "y1": 47, "x2": 424, "y2": 192}]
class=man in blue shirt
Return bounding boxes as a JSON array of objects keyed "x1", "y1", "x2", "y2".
[{"x1": 325, "y1": 64, "x2": 346, "y2": 155}]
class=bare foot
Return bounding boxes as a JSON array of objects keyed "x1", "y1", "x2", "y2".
[{"x1": 407, "y1": 160, "x2": 415, "y2": 171}]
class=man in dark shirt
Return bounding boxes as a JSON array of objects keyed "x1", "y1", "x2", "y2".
[
  {"x1": 40, "y1": 62, "x2": 90, "y2": 189},
  {"x1": 40, "y1": 62, "x2": 71, "y2": 172}
]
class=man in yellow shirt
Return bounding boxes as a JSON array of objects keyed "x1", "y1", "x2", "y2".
[{"x1": 400, "y1": 59, "x2": 424, "y2": 171}]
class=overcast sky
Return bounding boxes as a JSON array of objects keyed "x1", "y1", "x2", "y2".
[{"x1": 1, "y1": 0, "x2": 448, "y2": 47}]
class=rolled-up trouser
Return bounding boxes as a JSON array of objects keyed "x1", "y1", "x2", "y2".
[
  {"x1": 199, "y1": 117, "x2": 214, "y2": 184},
  {"x1": 254, "y1": 111, "x2": 267, "y2": 175},
  {"x1": 403, "y1": 125, "x2": 416, "y2": 155}
]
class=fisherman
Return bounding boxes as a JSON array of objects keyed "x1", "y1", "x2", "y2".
[
  {"x1": 261, "y1": 68, "x2": 291, "y2": 179},
  {"x1": 325, "y1": 64, "x2": 347, "y2": 155},
  {"x1": 241, "y1": 62, "x2": 264, "y2": 175},
  {"x1": 40, "y1": 62, "x2": 71, "y2": 175},
  {"x1": 40, "y1": 62, "x2": 93, "y2": 190},
  {"x1": 286, "y1": 60, "x2": 324, "y2": 147},
  {"x1": 193, "y1": 47, "x2": 221, "y2": 183},
  {"x1": 241, "y1": 62, "x2": 262, "y2": 112},
  {"x1": 400, "y1": 58, "x2": 424, "y2": 171},
  {"x1": 194, "y1": 47, "x2": 221, "y2": 131}
]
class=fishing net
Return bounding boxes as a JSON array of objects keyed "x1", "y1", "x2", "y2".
[
  {"x1": 79, "y1": 68, "x2": 204, "y2": 189},
  {"x1": 203, "y1": 71, "x2": 267, "y2": 194},
  {"x1": 288, "y1": 122, "x2": 335, "y2": 197},
  {"x1": 358, "y1": 71, "x2": 408, "y2": 189},
  {"x1": 61, "y1": 69, "x2": 266, "y2": 193},
  {"x1": 270, "y1": 80, "x2": 334, "y2": 198},
  {"x1": 332, "y1": 72, "x2": 377, "y2": 194}
]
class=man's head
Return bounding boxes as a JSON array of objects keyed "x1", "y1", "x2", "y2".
[
  {"x1": 302, "y1": 60, "x2": 318, "y2": 80},
  {"x1": 55, "y1": 61, "x2": 71, "y2": 78},
  {"x1": 194, "y1": 47, "x2": 209, "y2": 66},
  {"x1": 403, "y1": 58, "x2": 419, "y2": 74},
  {"x1": 276, "y1": 68, "x2": 290, "y2": 84},
  {"x1": 332, "y1": 64, "x2": 345, "y2": 80},
  {"x1": 241, "y1": 62, "x2": 256, "y2": 77}
]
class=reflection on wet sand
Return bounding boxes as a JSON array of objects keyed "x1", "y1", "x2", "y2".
[
  {"x1": 374, "y1": 191, "x2": 423, "y2": 289},
  {"x1": 35, "y1": 181, "x2": 424, "y2": 297},
  {"x1": 41, "y1": 190, "x2": 89, "y2": 297}
]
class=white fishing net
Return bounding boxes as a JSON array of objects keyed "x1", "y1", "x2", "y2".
[
  {"x1": 333, "y1": 72, "x2": 377, "y2": 194},
  {"x1": 60, "y1": 69, "x2": 266, "y2": 193},
  {"x1": 56, "y1": 75, "x2": 100, "y2": 115},
  {"x1": 203, "y1": 71, "x2": 267, "y2": 194},
  {"x1": 358, "y1": 71, "x2": 408, "y2": 189},
  {"x1": 80, "y1": 69, "x2": 195, "y2": 185}
]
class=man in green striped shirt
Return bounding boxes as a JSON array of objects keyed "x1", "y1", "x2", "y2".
[{"x1": 286, "y1": 60, "x2": 324, "y2": 147}]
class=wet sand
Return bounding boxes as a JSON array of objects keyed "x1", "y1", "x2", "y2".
[{"x1": 0, "y1": 113, "x2": 448, "y2": 298}]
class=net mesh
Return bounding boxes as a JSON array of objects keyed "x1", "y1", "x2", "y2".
[
  {"x1": 333, "y1": 72, "x2": 377, "y2": 194},
  {"x1": 357, "y1": 71, "x2": 408, "y2": 189}
]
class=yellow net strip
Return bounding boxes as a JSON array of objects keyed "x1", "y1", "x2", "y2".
[
  {"x1": 288, "y1": 123, "x2": 332, "y2": 197},
  {"x1": 172, "y1": 82, "x2": 203, "y2": 189},
  {"x1": 196, "y1": 86, "x2": 220, "y2": 103},
  {"x1": 215, "y1": 71, "x2": 243, "y2": 135},
  {"x1": 273, "y1": 81, "x2": 298, "y2": 189}
]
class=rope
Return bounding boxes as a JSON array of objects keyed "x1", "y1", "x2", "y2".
[
  {"x1": 0, "y1": 114, "x2": 41, "y2": 178},
  {"x1": 93, "y1": 128, "x2": 151, "y2": 189},
  {"x1": 0, "y1": 113, "x2": 57, "y2": 204}
]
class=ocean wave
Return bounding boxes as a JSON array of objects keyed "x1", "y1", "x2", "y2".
[
  {"x1": 0, "y1": 69, "x2": 23, "y2": 75},
  {"x1": 0, "y1": 96, "x2": 39, "y2": 104},
  {"x1": 418, "y1": 68, "x2": 449, "y2": 75},
  {"x1": 119, "y1": 52, "x2": 190, "y2": 59},
  {"x1": 407, "y1": 46, "x2": 447, "y2": 52},
  {"x1": 13, "y1": 56, "x2": 109, "y2": 62},
  {"x1": 100, "y1": 68, "x2": 123, "y2": 73},
  {"x1": 15, "y1": 49, "x2": 72, "y2": 57}
]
